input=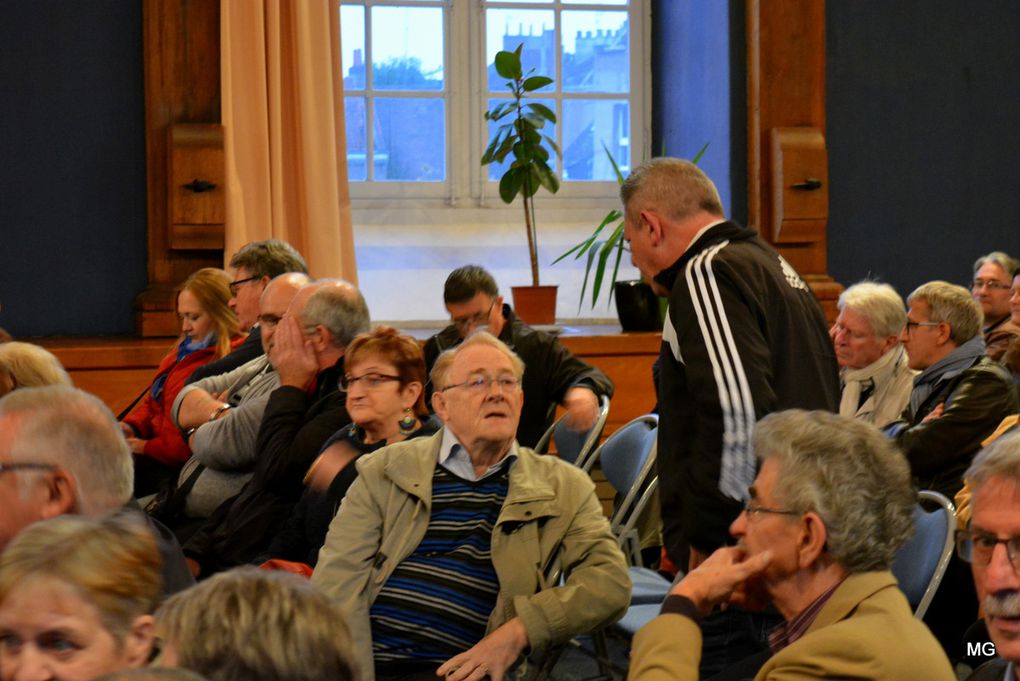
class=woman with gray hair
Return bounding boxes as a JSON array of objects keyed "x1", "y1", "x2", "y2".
[{"x1": 831, "y1": 281, "x2": 916, "y2": 428}]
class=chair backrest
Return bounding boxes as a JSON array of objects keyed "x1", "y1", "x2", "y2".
[
  {"x1": 584, "y1": 414, "x2": 659, "y2": 564},
  {"x1": 890, "y1": 489, "x2": 957, "y2": 619},
  {"x1": 533, "y1": 394, "x2": 610, "y2": 468}
]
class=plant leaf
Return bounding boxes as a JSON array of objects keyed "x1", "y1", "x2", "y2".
[
  {"x1": 527, "y1": 102, "x2": 556, "y2": 123},
  {"x1": 578, "y1": 243, "x2": 602, "y2": 312},
  {"x1": 523, "y1": 113, "x2": 546, "y2": 129},
  {"x1": 602, "y1": 142, "x2": 626, "y2": 185},
  {"x1": 487, "y1": 102, "x2": 514, "y2": 121},
  {"x1": 498, "y1": 167, "x2": 522, "y2": 204},
  {"x1": 512, "y1": 141, "x2": 533, "y2": 163},
  {"x1": 534, "y1": 160, "x2": 560, "y2": 194},
  {"x1": 605, "y1": 225, "x2": 626, "y2": 305},
  {"x1": 692, "y1": 141, "x2": 710, "y2": 165},
  {"x1": 542, "y1": 134, "x2": 561, "y2": 158},
  {"x1": 494, "y1": 51, "x2": 521, "y2": 80},
  {"x1": 481, "y1": 126, "x2": 511, "y2": 165},
  {"x1": 493, "y1": 135, "x2": 515, "y2": 163},
  {"x1": 522, "y1": 76, "x2": 553, "y2": 92}
]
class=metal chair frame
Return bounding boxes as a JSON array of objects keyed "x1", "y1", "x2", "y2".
[{"x1": 533, "y1": 394, "x2": 611, "y2": 470}]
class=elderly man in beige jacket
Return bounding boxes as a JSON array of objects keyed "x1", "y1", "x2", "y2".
[{"x1": 312, "y1": 333, "x2": 630, "y2": 681}]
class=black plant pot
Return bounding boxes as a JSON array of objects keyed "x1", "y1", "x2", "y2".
[{"x1": 614, "y1": 280, "x2": 662, "y2": 331}]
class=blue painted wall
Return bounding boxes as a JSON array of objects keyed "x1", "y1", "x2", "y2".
[
  {"x1": 651, "y1": 0, "x2": 745, "y2": 224},
  {"x1": 0, "y1": 1, "x2": 147, "y2": 337},
  {"x1": 826, "y1": 1, "x2": 1020, "y2": 295}
]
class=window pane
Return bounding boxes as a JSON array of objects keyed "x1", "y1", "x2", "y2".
[
  {"x1": 563, "y1": 0, "x2": 627, "y2": 5},
  {"x1": 340, "y1": 5, "x2": 365, "y2": 90},
  {"x1": 486, "y1": 9, "x2": 555, "y2": 92},
  {"x1": 345, "y1": 97, "x2": 368, "y2": 181},
  {"x1": 374, "y1": 98, "x2": 445, "y2": 181},
  {"x1": 562, "y1": 99, "x2": 629, "y2": 181},
  {"x1": 371, "y1": 7, "x2": 444, "y2": 91},
  {"x1": 562, "y1": 11, "x2": 629, "y2": 93},
  {"x1": 485, "y1": 98, "x2": 557, "y2": 182}
]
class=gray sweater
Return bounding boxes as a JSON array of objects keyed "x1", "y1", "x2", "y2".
[{"x1": 171, "y1": 354, "x2": 280, "y2": 518}]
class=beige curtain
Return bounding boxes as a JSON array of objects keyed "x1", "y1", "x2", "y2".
[{"x1": 221, "y1": 0, "x2": 357, "y2": 281}]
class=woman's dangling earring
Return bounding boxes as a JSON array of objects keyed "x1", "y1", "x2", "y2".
[{"x1": 398, "y1": 407, "x2": 417, "y2": 435}]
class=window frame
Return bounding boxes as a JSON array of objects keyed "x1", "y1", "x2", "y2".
[{"x1": 341, "y1": 0, "x2": 650, "y2": 211}]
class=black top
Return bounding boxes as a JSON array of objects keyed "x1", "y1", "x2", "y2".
[
  {"x1": 653, "y1": 220, "x2": 840, "y2": 558},
  {"x1": 261, "y1": 417, "x2": 441, "y2": 567}
]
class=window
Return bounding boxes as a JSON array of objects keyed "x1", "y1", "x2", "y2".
[{"x1": 339, "y1": 0, "x2": 649, "y2": 205}]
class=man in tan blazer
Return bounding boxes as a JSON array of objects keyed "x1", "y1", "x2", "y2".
[{"x1": 629, "y1": 409, "x2": 955, "y2": 681}]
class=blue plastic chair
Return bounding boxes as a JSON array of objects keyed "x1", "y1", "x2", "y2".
[
  {"x1": 891, "y1": 489, "x2": 956, "y2": 618},
  {"x1": 533, "y1": 394, "x2": 610, "y2": 468}
]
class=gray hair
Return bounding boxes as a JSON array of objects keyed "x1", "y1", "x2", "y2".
[
  {"x1": 0, "y1": 386, "x2": 133, "y2": 513},
  {"x1": 966, "y1": 430, "x2": 1020, "y2": 492},
  {"x1": 620, "y1": 157, "x2": 724, "y2": 223},
  {"x1": 156, "y1": 567, "x2": 355, "y2": 681},
  {"x1": 837, "y1": 281, "x2": 907, "y2": 338},
  {"x1": 973, "y1": 251, "x2": 1020, "y2": 279},
  {"x1": 229, "y1": 240, "x2": 309, "y2": 278},
  {"x1": 907, "y1": 281, "x2": 983, "y2": 344},
  {"x1": 753, "y1": 409, "x2": 915, "y2": 573},
  {"x1": 300, "y1": 280, "x2": 371, "y2": 350},
  {"x1": 0, "y1": 342, "x2": 72, "y2": 392},
  {"x1": 430, "y1": 331, "x2": 525, "y2": 390}
]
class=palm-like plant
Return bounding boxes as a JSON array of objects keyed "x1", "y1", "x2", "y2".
[
  {"x1": 481, "y1": 44, "x2": 561, "y2": 286},
  {"x1": 553, "y1": 142, "x2": 709, "y2": 310}
]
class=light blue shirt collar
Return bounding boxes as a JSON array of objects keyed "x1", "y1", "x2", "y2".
[{"x1": 438, "y1": 427, "x2": 518, "y2": 481}]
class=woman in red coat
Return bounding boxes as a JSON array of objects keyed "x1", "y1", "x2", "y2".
[{"x1": 121, "y1": 268, "x2": 244, "y2": 497}]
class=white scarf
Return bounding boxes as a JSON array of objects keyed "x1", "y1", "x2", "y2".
[{"x1": 839, "y1": 344, "x2": 908, "y2": 421}]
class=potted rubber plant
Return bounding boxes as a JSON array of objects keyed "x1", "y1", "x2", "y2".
[
  {"x1": 553, "y1": 143, "x2": 708, "y2": 330},
  {"x1": 481, "y1": 43, "x2": 561, "y2": 324}
]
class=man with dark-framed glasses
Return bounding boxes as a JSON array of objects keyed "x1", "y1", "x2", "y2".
[{"x1": 960, "y1": 430, "x2": 1020, "y2": 681}]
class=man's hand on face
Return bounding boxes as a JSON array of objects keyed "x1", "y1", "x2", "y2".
[
  {"x1": 671, "y1": 546, "x2": 773, "y2": 617},
  {"x1": 562, "y1": 386, "x2": 599, "y2": 432},
  {"x1": 435, "y1": 617, "x2": 529, "y2": 681},
  {"x1": 270, "y1": 316, "x2": 320, "y2": 390}
]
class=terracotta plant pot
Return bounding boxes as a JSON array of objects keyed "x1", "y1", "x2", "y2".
[{"x1": 511, "y1": 285, "x2": 558, "y2": 325}]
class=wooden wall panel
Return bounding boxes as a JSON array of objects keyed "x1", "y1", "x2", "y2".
[
  {"x1": 139, "y1": 0, "x2": 224, "y2": 336},
  {"x1": 747, "y1": 0, "x2": 841, "y2": 321}
]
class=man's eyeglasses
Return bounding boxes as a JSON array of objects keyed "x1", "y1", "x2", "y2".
[
  {"x1": 229, "y1": 276, "x2": 260, "y2": 296},
  {"x1": 257, "y1": 313, "x2": 282, "y2": 328},
  {"x1": 742, "y1": 500, "x2": 801, "y2": 519},
  {"x1": 440, "y1": 374, "x2": 521, "y2": 394},
  {"x1": 339, "y1": 373, "x2": 402, "y2": 391},
  {"x1": 0, "y1": 462, "x2": 57, "y2": 476},
  {"x1": 452, "y1": 301, "x2": 496, "y2": 331},
  {"x1": 904, "y1": 320, "x2": 941, "y2": 334},
  {"x1": 957, "y1": 529, "x2": 1020, "y2": 570},
  {"x1": 972, "y1": 279, "x2": 1012, "y2": 292}
]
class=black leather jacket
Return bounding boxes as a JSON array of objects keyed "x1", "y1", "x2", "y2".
[{"x1": 893, "y1": 355, "x2": 1018, "y2": 499}]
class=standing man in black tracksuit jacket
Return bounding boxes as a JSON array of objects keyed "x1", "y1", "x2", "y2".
[{"x1": 621, "y1": 158, "x2": 839, "y2": 675}]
